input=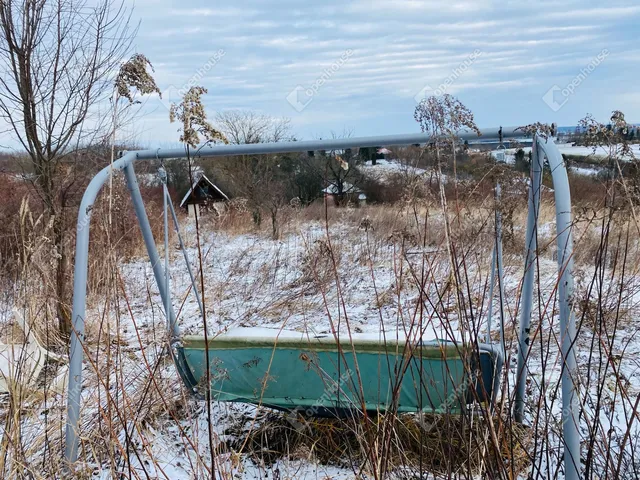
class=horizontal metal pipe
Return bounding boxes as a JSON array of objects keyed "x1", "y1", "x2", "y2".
[{"x1": 132, "y1": 127, "x2": 527, "y2": 161}]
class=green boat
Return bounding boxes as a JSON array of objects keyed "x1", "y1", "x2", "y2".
[{"x1": 177, "y1": 329, "x2": 502, "y2": 414}]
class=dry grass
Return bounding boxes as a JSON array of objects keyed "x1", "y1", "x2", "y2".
[
  {"x1": 1, "y1": 154, "x2": 640, "y2": 479},
  {"x1": 225, "y1": 412, "x2": 531, "y2": 478}
]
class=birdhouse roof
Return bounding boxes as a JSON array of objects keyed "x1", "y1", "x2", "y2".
[{"x1": 179, "y1": 174, "x2": 229, "y2": 208}]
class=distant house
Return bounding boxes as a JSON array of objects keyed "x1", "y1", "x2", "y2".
[
  {"x1": 377, "y1": 148, "x2": 392, "y2": 159},
  {"x1": 322, "y1": 182, "x2": 364, "y2": 206},
  {"x1": 179, "y1": 174, "x2": 229, "y2": 217}
]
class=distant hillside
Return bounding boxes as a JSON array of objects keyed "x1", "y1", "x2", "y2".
[{"x1": 558, "y1": 124, "x2": 640, "y2": 134}]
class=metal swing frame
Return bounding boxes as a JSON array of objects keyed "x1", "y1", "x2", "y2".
[{"x1": 63, "y1": 128, "x2": 580, "y2": 480}]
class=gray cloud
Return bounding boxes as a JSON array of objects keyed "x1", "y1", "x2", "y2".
[{"x1": 4, "y1": 0, "x2": 635, "y2": 147}]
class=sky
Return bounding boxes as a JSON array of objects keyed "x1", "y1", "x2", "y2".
[{"x1": 5, "y1": 0, "x2": 640, "y2": 148}]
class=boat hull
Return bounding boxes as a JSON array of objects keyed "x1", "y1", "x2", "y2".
[{"x1": 180, "y1": 332, "x2": 500, "y2": 414}]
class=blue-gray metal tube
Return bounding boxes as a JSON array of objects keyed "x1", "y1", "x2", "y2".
[
  {"x1": 514, "y1": 136, "x2": 580, "y2": 479},
  {"x1": 485, "y1": 179, "x2": 506, "y2": 354},
  {"x1": 65, "y1": 151, "x2": 138, "y2": 462},
  {"x1": 486, "y1": 245, "x2": 497, "y2": 344},
  {"x1": 166, "y1": 188, "x2": 205, "y2": 320},
  {"x1": 538, "y1": 137, "x2": 580, "y2": 480},
  {"x1": 163, "y1": 183, "x2": 171, "y2": 332},
  {"x1": 515, "y1": 137, "x2": 543, "y2": 422},
  {"x1": 128, "y1": 128, "x2": 524, "y2": 161},
  {"x1": 124, "y1": 163, "x2": 180, "y2": 340},
  {"x1": 495, "y1": 182, "x2": 506, "y2": 358}
]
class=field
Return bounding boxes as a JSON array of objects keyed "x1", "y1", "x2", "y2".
[
  {"x1": 0, "y1": 0, "x2": 638, "y2": 476},
  {"x1": 2, "y1": 159, "x2": 639, "y2": 479}
]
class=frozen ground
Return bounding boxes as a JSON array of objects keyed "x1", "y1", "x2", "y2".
[
  {"x1": 361, "y1": 143, "x2": 637, "y2": 185},
  {"x1": 362, "y1": 158, "x2": 427, "y2": 176},
  {"x1": 360, "y1": 158, "x2": 449, "y2": 185},
  {"x1": 491, "y1": 143, "x2": 639, "y2": 173},
  {"x1": 108, "y1": 213, "x2": 640, "y2": 477},
  {"x1": 120, "y1": 221, "x2": 462, "y2": 343},
  {"x1": 2, "y1": 210, "x2": 640, "y2": 478}
]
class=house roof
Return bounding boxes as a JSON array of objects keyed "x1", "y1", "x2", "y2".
[
  {"x1": 322, "y1": 182, "x2": 362, "y2": 195},
  {"x1": 179, "y1": 174, "x2": 229, "y2": 208}
]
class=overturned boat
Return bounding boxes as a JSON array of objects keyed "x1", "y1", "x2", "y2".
[{"x1": 179, "y1": 328, "x2": 502, "y2": 414}]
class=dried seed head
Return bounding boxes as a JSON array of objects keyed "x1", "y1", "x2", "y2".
[
  {"x1": 169, "y1": 86, "x2": 228, "y2": 147},
  {"x1": 115, "y1": 54, "x2": 161, "y2": 103}
]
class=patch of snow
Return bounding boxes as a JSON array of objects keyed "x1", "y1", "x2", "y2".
[
  {"x1": 490, "y1": 143, "x2": 640, "y2": 168},
  {"x1": 322, "y1": 182, "x2": 361, "y2": 194},
  {"x1": 570, "y1": 165, "x2": 602, "y2": 176},
  {"x1": 362, "y1": 158, "x2": 426, "y2": 175},
  {"x1": 203, "y1": 326, "x2": 461, "y2": 344},
  {"x1": 360, "y1": 158, "x2": 446, "y2": 184},
  {"x1": 4, "y1": 210, "x2": 640, "y2": 478}
]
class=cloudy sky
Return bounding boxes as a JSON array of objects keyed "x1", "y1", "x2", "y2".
[{"x1": 108, "y1": 0, "x2": 640, "y2": 143}]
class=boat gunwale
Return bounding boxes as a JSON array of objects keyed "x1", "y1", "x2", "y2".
[{"x1": 181, "y1": 334, "x2": 475, "y2": 359}]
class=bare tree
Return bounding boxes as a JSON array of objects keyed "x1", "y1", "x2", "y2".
[
  {"x1": 0, "y1": 0, "x2": 136, "y2": 334},
  {"x1": 298, "y1": 128, "x2": 362, "y2": 207},
  {"x1": 215, "y1": 110, "x2": 293, "y2": 144},
  {"x1": 579, "y1": 110, "x2": 640, "y2": 230},
  {"x1": 214, "y1": 110, "x2": 295, "y2": 238},
  {"x1": 227, "y1": 156, "x2": 291, "y2": 238},
  {"x1": 316, "y1": 129, "x2": 359, "y2": 204}
]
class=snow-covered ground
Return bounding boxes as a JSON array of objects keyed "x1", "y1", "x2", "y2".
[
  {"x1": 362, "y1": 158, "x2": 427, "y2": 175},
  {"x1": 491, "y1": 143, "x2": 639, "y2": 173},
  {"x1": 362, "y1": 142, "x2": 637, "y2": 185},
  {"x1": 360, "y1": 158, "x2": 433, "y2": 182},
  {"x1": 554, "y1": 142, "x2": 640, "y2": 158},
  {"x1": 360, "y1": 158, "x2": 450, "y2": 185},
  {"x1": 121, "y1": 221, "x2": 460, "y2": 342},
  {"x1": 95, "y1": 214, "x2": 640, "y2": 477},
  {"x1": 2, "y1": 207, "x2": 640, "y2": 478},
  {"x1": 515, "y1": 142, "x2": 640, "y2": 159}
]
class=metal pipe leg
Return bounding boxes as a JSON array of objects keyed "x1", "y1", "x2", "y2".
[
  {"x1": 165, "y1": 188, "x2": 205, "y2": 319},
  {"x1": 495, "y1": 182, "x2": 506, "y2": 358},
  {"x1": 124, "y1": 164, "x2": 198, "y2": 392},
  {"x1": 514, "y1": 137, "x2": 543, "y2": 422},
  {"x1": 538, "y1": 137, "x2": 580, "y2": 480},
  {"x1": 65, "y1": 153, "x2": 139, "y2": 463},
  {"x1": 124, "y1": 163, "x2": 179, "y2": 340},
  {"x1": 486, "y1": 245, "x2": 497, "y2": 344}
]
